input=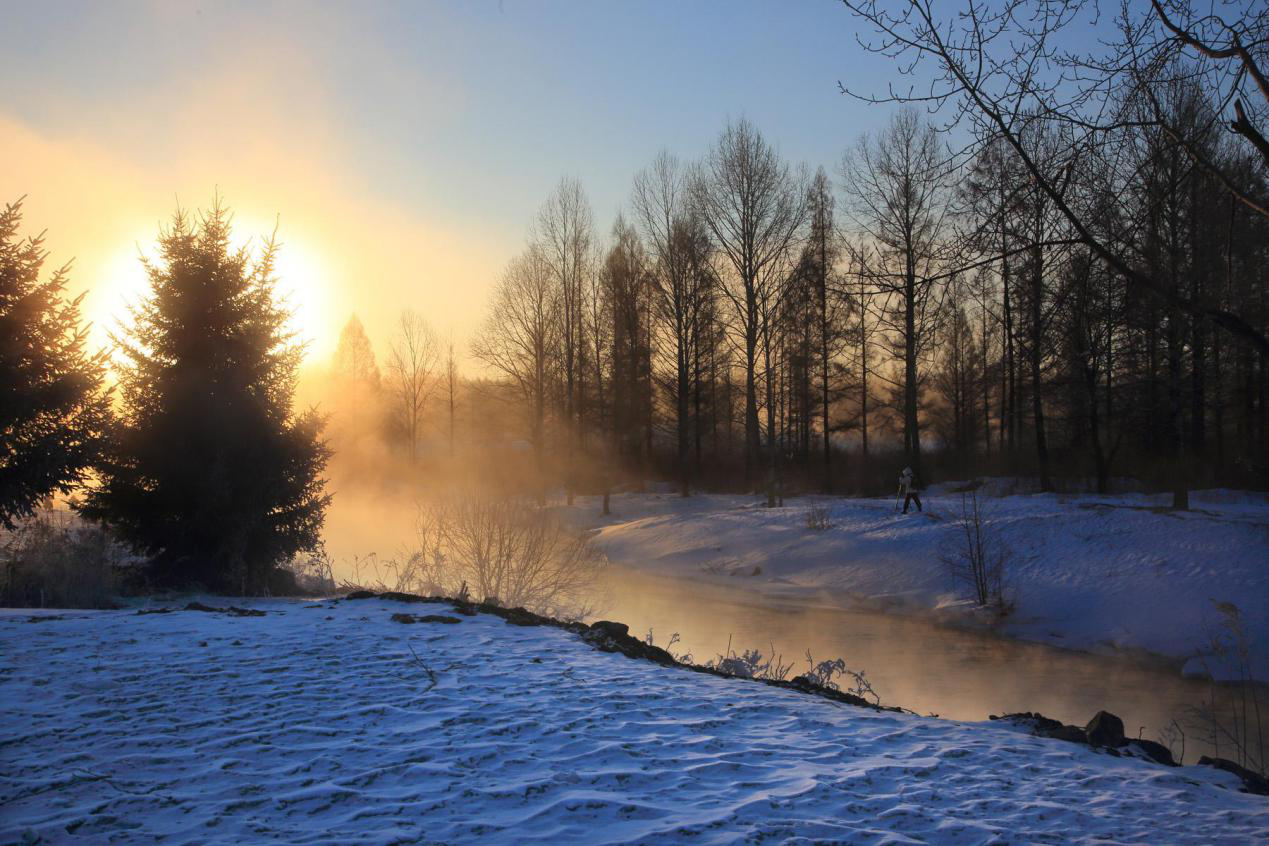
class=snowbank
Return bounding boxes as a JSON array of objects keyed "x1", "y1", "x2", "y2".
[
  {"x1": 561, "y1": 488, "x2": 1269, "y2": 678},
  {"x1": 3, "y1": 599, "x2": 1267, "y2": 844}
]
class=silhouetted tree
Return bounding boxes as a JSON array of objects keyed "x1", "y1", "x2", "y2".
[
  {"x1": 80, "y1": 201, "x2": 329, "y2": 593},
  {"x1": 330, "y1": 314, "x2": 383, "y2": 448},
  {"x1": 0, "y1": 198, "x2": 112, "y2": 528},
  {"x1": 694, "y1": 118, "x2": 809, "y2": 503},
  {"x1": 842, "y1": 109, "x2": 951, "y2": 479},
  {"x1": 333, "y1": 314, "x2": 380, "y2": 385},
  {"x1": 386, "y1": 310, "x2": 439, "y2": 462},
  {"x1": 472, "y1": 246, "x2": 560, "y2": 498}
]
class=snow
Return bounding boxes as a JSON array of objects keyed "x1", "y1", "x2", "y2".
[
  {"x1": 2, "y1": 599, "x2": 1266, "y2": 844},
  {"x1": 560, "y1": 488, "x2": 1269, "y2": 679}
]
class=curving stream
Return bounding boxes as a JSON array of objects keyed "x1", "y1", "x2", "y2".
[{"x1": 592, "y1": 565, "x2": 1249, "y2": 765}]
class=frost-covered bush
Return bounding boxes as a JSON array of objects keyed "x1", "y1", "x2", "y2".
[
  {"x1": 1, "y1": 511, "x2": 130, "y2": 608},
  {"x1": 804, "y1": 501, "x2": 832, "y2": 531},
  {"x1": 941, "y1": 489, "x2": 1011, "y2": 610},
  {"x1": 706, "y1": 642, "x2": 793, "y2": 680},
  {"x1": 369, "y1": 496, "x2": 606, "y2": 619},
  {"x1": 800, "y1": 650, "x2": 880, "y2": 704}
]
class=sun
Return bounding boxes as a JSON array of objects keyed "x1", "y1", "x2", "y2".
[
  {"x1": 90, "y1": 219, "x2": 335, "y2": 363},
  {"x1": 240, "y1": 225, "x2": 334, "y2": 359}
]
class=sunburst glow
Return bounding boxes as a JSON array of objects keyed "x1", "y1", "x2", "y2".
[{"x1": 91, "y1": 221, "x2": 334, "y2": 362}]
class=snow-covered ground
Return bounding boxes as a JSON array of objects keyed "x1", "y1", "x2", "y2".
[
  {"x1": 560, "y1": 488, "x2": 1269, "y2": 679},
  {"x1": 2, "y1": 599, "x2": 1265, "y2": 844}
]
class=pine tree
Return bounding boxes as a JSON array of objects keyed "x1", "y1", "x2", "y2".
[
  {"x1": 80, "y1": 200, "x2": 329, "y2": 592},
  {"x1": 0, "y1": 198, "x2": 112, "y2": 528}
]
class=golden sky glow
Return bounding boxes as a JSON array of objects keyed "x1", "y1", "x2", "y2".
[
  {"x1": 3, "y1": 107, "x2": 506, "y2": 367},
  {"x1": 2, "y1": 2, "x2": 877, "y2": 373}
]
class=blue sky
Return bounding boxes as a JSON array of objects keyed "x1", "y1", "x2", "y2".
[{"x1": 0, "y1": 1, "x2": 948, "y2": 358}]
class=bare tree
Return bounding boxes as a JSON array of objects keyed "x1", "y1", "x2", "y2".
[
  {"x1": 472, "y1": 247, "x2": 559, "y2": 498},
  {"x1": 840, "y1": 109, "x2": 952, "y2": 479},
  {"x1": 805, "y1": 168, "x2": 845, "y2": 491},
  {"x1": 602, "y1": 215, "x2": 655, "y2": 483},
  {"x1": 693, "y1": 118, "x2": 809, "y2": 504},
  {"x1": 330, "y1": 314, "x2": 383, "y2": 446},
  {"x1": 386, "y1": 310, "x2": 439, "y2": 463},
  {"x1": 634, "y1": 152, "x2": 712, "y2": 496},
  {"x1": 444, "y1": 333, "x2": 457, "y2": 457},
  {"x1": 838, "y1": 0, "x2": 1269, "y2": 355},
  {"x1": 536, "y1": 178, "x2": 593, "y2": 504}
]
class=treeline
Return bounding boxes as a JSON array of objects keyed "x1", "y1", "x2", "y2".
[
  {"x1": 444, "y1": 100, "x2": 1267, "y2": 502},
  {"x1": 447, "y1": 3, "x2": 1269, "y2": 504}
]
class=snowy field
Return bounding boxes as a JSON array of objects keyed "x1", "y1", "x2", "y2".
[
  {"x1": 2, "y1": 598, "x2": 1266, "y2": 844},
  {"x1": 561, "y1": 488, "x2": 1269, "y2": 679}
]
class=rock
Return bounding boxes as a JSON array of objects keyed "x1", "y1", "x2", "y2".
[
  {"x1": 496, "y1": 607, "x2": 541, "y2": 626},
  {"x1": 185, "y1": 602, "x2": 220, "y2": 612},
  {"x1": 345, "y1": 590, "x2": 377, "y2": 600},
  {"x1": 1047, "y1": 725, "x2": 1090, "y2": 745},
  {"x1": 580, "y1": 620, "x2": 676, "y2": 665},
  {"x1": 377, "y1": 591, "x2": 432, "y2": 604},
  {"x1": 1198, "y1": 756, "x2": 1269, "y2": 795},
  {"x1": 590, "y1": 621, "x2": 629, "y2": 638},
  {"x1": 1128, "y1": 739, "x2": 1177, "y2": 767},
  {"x1": 994, "y1": 712, "x2": 1089, "y2": 745},
  {"x1": 391, "y1": 613, "x2": 462, "y2": 625},
  {"x1": 1085, "y1": 711, "x2": 1126, "y2": 747}
]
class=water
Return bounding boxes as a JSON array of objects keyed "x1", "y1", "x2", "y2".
[{"x1": 593, "y1": 566, "x2": 1245, "y2": 764}]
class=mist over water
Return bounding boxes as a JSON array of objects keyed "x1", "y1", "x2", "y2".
[{"x1": 321, "y1": 488, "x2": 1236, "y2": 764}]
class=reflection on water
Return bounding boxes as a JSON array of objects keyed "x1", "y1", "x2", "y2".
[{"x1": 593, "y1": 566, "x2": 1241, "y2": 764}]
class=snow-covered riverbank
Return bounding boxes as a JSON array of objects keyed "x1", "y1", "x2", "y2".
[
  {"x1": 560, "y1": 488, "x2": 1269, "y2": 679},
  {"x1": 2, "y1": 598, "x2": 1265, "y2": 844}
]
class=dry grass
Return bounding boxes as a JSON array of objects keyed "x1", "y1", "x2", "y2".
[{"x1": 1, "y1": 511, "x2": 129, "y2": 608}]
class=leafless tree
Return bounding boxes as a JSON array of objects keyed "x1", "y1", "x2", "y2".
[
  {"x1": 840, "y1": 109, "x2": 952, "y2": 478},
  {"x1": 386, "y1": 310, "x2": 439, "y2": 462},
  {"x1": 536, "y1": 178, "x2": 594, "y2": 504},
  {"x1": 837, "y1": 0, "x2": 1269, "y2": 355},
  {"x1": 602, "y1": 215, "x2": 655, "y2": 482},
  {"x1": 444, "y1": 333, "x2": 457, "y2": 457},
  {"x1": 472, "y1": 247, "x2": 559, "y2": 498},
  {"x1": 693, "y1": 118, "x2": 809, "y2": 503},
  {"x1": 634, "y1": 151, "x2": 713, "y2": 496}
]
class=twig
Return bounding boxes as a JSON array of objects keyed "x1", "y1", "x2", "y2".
[{"x1": 405, "y1": 641, "x2": 438, "y2": 694}]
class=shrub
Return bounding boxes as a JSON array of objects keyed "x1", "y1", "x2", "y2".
[
  {"x1": 1186, "y1": 602, "x2": 1265, "y2": 776},
  {"x1": 1, "y1": 512, "x2": 128, "y2": 608},
  {"x1": 941, "y1": 489, "x2": 1011, "y2": 610},
  {"x1": 801, "y1": 650, "x2": 880, "y2": 705},
  {"x1": 804, "y1": 500, "x2": 832, "y2": 531},
  {"x1": 351, "y1": 496, "x2": 607, "y2": 619},
  {"x1": 706, "y1": 638, "x2": 794, "y2": 680}
]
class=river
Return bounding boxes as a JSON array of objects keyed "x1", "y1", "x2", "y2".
[{"x1": 592, "y1": 565, "x2": 1246, "y2": 765}]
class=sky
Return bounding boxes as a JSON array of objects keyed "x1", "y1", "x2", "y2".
[{"x1": 1, "y1": 0, "x2": 905, "y2": 367}]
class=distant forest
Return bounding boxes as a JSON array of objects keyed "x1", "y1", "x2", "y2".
[{"x1": 325, "y1": 1, "x2": 1269, "y2": 505}]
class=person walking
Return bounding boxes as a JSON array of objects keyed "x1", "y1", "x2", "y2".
[{"x1": 898, "y1": 466, "x2": 922, "y2": 514}]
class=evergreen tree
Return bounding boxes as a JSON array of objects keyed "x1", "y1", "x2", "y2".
[
  {"x1": 0, "y1": 198, "x2": 112, "y2": 528},
  {"x1": 80, "y1": 201, "x2": 329, "y2": 592}
]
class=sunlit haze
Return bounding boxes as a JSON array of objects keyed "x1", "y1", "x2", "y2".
[{"x1": 1, "y1": 0, "x2": 886, "y2": 366}]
